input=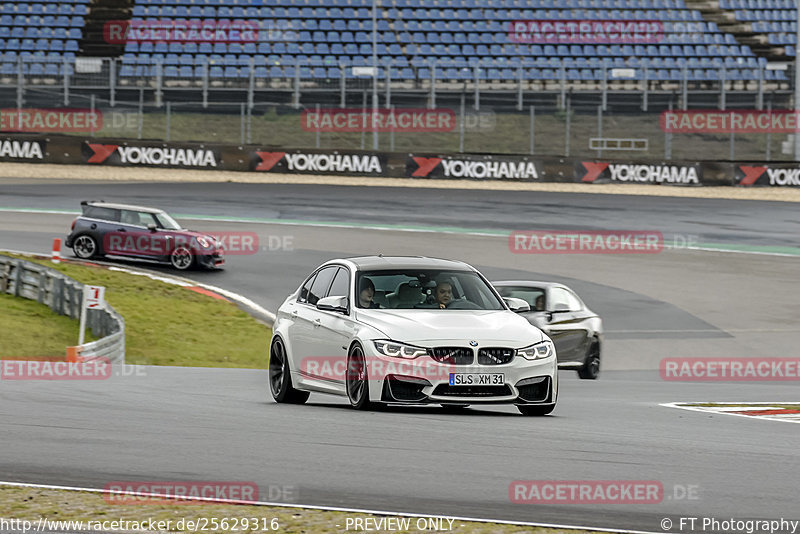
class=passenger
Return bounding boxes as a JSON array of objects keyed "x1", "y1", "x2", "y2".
[
  {"x1": 358, "y1": 277, "x2": 381, "y2": 308},
  {"x1": 434, "y1": 280, "x2": 453, "y2": 309},
  {"x1": 534, "y1": 294, "x2": 545, "y2": 311}
]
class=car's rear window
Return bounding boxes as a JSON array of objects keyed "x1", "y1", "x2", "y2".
[{"x1": 83, "y1": 207, "x2": 120, "y2": 222}]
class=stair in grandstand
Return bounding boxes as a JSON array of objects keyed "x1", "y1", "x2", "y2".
[
  {"x1": 684, "y1": 0, "x2": 792, "y2": 63},
  {"x1": 78, "y1": 0, "x2": 134, "y2": 57}
]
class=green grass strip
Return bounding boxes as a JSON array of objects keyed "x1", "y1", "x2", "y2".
[{"x1": 2, "y1": 254, "x2": 271, "y2": 368}]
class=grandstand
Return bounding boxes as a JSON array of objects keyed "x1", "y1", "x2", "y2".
[{"x1": 0, "y1": 0, "x2": 795, "y2": 98}]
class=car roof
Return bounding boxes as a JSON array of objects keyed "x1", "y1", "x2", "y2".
[
  {"x1": 491, "y1": 280, "x2": 566, "y2": 289},
  {"x1": 82, "y1": 201, "x2": 164, "y2": 214},
  {"x1": 335, "y1": 256, "x2": 475, "y2": 271}
]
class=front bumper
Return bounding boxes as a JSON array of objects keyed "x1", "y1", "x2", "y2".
[
  {"x1": 365, "y1": 347, "x2": 557, "y2": 405},
  {"x1": 196, "y1": 250, "x2": 225, "y2": 269}
]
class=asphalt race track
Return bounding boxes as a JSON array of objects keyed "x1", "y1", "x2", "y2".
[{"x1": 1, "y1": 179, "x2": 799, "y2": 533}]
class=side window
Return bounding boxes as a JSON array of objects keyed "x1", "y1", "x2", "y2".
[
  {"x1": 120, "y1": 210, "x2": 142, "y2": 226},
  {"x1": 139, "y1": 212, "x2": 159, "y2": 227},
  {"x1": 563, "y1": 289, "x2": 583, "y2": 311},
  {"x1": 327, "y1": 267, "x2": 350, "y2": 299},
  {"x1": 85, "y1": 207, "x2": 120, "y2": 222},
  {"x1": 298, "y1": 273, "x2": 317, "y2": 304},
  {"x1": 306, "y1": 267, "x2": 337, "y2": 306},
  {"x1": 550, "y1": 288, "x2": 581, "y2": 311}
]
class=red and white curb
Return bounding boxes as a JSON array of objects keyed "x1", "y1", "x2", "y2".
[{"x1": 661, "y1": 402, "x2": 800, "y2": 424}]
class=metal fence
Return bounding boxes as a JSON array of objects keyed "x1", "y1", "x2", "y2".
[
  {"x1": 10, "y1": 96, "x2": 789, "y2": 161},
  {"x1": 2, "y1": 55, "x2": 798, "y2": 161},
  {"x1": 0, "y1": 255, "x2": 125, "y2": 364},
  {"x1": 0, "y1": 55, "x2": 792, "y2": 112}
]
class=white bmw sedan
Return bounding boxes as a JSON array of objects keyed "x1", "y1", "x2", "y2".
[{"x1": 269, "y1": 256, "x2": 558, "y2": 415}]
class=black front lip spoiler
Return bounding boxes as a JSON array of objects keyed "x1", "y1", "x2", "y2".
[{"x1": 380, "y1": 376, "x2": 554, "y2": 405}]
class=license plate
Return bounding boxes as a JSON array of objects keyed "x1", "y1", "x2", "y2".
[{"x1": 449, "y1": 373, "x2": 504, "y2": 386}]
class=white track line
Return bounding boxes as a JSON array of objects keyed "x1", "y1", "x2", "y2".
[
  {"x1": 2, "y1": 207, "x2": 800, "y2": 258},
  {"x1": 0, "y1": 481, "x2": 662, "y2": 534},
  {"x1": 104, "y1": 265, "x2": 276, "y2": 323}
]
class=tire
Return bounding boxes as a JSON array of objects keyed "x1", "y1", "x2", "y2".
[
  {"x1": 170, "y1": 246, "x2": 194, "y2": 270},
  {"x1": 269, "y1": 338, "x2": 309, "y2": 404},
  {"x1": 518, "y1": 403, "x2": 555, "y2": 416},
  {"x1": 346, "y1": 343, "x2": 373, "y2": 410},
  {"x1": 577, "y1": 340, "x2": 600, "y2": 380},
  {"x1": 72, "y1": 235, "x2": 99, "y2": 259}
]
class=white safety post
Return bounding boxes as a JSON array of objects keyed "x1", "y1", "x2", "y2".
[{"x1": 79, "y1": 285, "x2": 105, "y2": 346}]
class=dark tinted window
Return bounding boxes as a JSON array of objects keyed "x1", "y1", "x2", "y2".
[
  {"x1": 307, "y1": 267, "x2": 337, "y2": 305},
  {"x1": 84, "y1": 207, "x2": 119, "y2": 222},
  {"x1": 327, "y1": 267, "x2": 350, "y2": 299},
  {"x1": 298, "y1": 273, "x2": 317, "y2": 304},
  {"x1": 120, "y1": 210, "x2": 154, "y2": 227},
  {"x1": 496, "y1": 286, "x2": 546, "y2": 311}
]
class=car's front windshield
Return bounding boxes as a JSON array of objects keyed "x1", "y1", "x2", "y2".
[
  {"x1": 357, "y1": 269, "x2": 504, "y2": 310},
  {"x1": 154, "y1": 212, "x2": 182, "y2": 230}
]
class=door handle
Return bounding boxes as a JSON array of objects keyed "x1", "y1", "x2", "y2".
[{"x1": 117, "y1": 228, "x2": 126, "y2": 232}]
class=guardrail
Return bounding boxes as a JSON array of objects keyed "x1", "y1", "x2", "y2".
[{"x1": 0, "y1": 255, "x2": 125, "y2": 363}]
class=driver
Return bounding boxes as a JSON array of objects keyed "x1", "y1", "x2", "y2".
[{"x1": 434, "y1": 280, "x2": 453, "y2": 309}]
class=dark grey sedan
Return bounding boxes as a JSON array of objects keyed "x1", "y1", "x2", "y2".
[{"x1": 492, "y1": 281, "x2": 603, "y2": 379}]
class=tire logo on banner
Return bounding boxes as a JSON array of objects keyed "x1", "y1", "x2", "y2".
[
  {"x1": 407, "y1": 155, "x2": 539, "y2": 180},
  {"x1": 253, "y1": 151, "x2": 384, "y2": 175},
  {"x1": 0, "y1": 139, "x2": 44, "y2": 160},
  {"x1": 85, "y1": 143, "x2": 217, "y2": 167},
  {"x1": 577, "y1": 161, "x2": 700, "y2": 184},
  {"x1": 736, "y1": 165, "x2": 800, "y2": 187},
  {"x1": 580, "y1": 162, "x2": 609, "y2": 182},
  {"x1": 411, "y1": 157, "x2": 443, "y2": 177},
  {"x1": 87, "y1": 144, "x2": 119, "y2": 163}
]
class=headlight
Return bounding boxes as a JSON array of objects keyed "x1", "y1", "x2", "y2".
[
  {"x1": 373, "y1": 340, "x2": 427, "y2": 359},
  {"x1": 517, "y1": 340, "x2": 554, "y2": 360},
  {"x1": 197, "y1": 236, "x2": 211, "y2": 248}
]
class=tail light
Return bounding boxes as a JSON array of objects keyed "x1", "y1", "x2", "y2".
[{"x1": 70, "y1": 218, "x2": 77, "y2": 230}]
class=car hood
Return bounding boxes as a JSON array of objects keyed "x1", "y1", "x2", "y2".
[{"x1": 356, "y1": 309, "x2": 546, "y2": 347}]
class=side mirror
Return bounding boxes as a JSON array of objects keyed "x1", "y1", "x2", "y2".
[
  {"x1": 147, "y1": 223, "x2": 157, "y2": 232},
  {"x1": 317, "y1": 296, "x2": 349, "y2": 314},
  {"x1": 503, "y1": 297, "x2": 531, "y2": 313}
]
